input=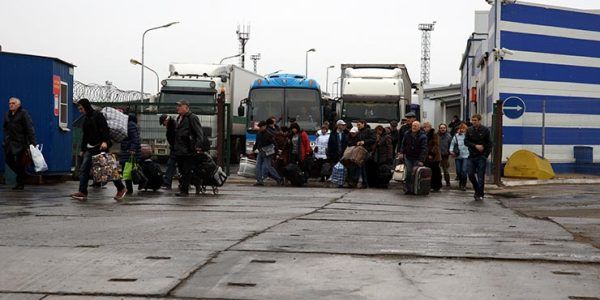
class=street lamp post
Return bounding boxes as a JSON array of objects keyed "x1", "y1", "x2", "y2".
[
  {"x1": 305, "y1": 48, "x2": 316, "y2": 78},
  {"x1": 130, "y1": 59, "x2": 160, "y2": 94},
  {"x1": 325, "y1": 65, "x2": 335, "y2": 95},
  {"x1": 141, "y1": 21, "x2": 179, "y2": 101},
  {"x1": 220, "y1": 53, "x2": 245, "y2": 64}
]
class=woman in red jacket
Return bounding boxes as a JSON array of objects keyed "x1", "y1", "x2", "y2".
[{"x1": 289, "y1": 123, "x2": 312, "y2": 164}]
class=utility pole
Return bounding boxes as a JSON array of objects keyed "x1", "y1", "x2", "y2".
[
  {"x1": 250, "y1": 53, "x2": 261, "y2": 73},
  {"x1": 418, "y1": 22, "x2": 436, "y2": 84},
  {"x1": 236, "y1": 24, "x2": 250, "y2": 68}
]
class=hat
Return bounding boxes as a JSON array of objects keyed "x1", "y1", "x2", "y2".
[
  {"x1": 350, "y1": 127, "x2": 359, "y2": 134},
  {"x1": 159, "y1": 114, "x2": 168, "y2": 125},
  {"x1": 405, "y1": 111, "x2": 416, "y2": 118},
  {"x1": 176, "y1": 100, "x2": 189, "y2": 106},
  {"x1": 390, "y1": 120, "x2": 398, "y2": 127},
  {"x1": 336, "y1": 119, "x2": 346, "y2": 126}
]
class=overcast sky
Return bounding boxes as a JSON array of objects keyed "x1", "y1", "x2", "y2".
[{"x1": 1, "y1": 0, "x2": 597, "y2": 94}]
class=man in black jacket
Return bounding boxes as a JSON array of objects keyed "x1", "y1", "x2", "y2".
[
  {"x1": 464, "y1": 114, "x2": 493, "y2": 201},
  {"x1": 252, "y1": 120, "x2": 283, "y2": 186},
  {"x1": 327, "y1": 119, "x2": 348, "y2": 163},
  {"x1": 399, "y1": 121, "x2": 427, "y2": 195},
  {"x1": 3, "y1": 97, "x2": 36, "y2": 190},
  {"x1": 71, "y1": 99, "x2": 127, "y2": 201},
  {"x1": 173, "y1": 100, "x2": 206, "y2": 196},
  {"x1": 159, "y1": 114, "x2": 177, "y2": 189},
  {"x1": 397, "y1": 111, "x2": 417, "y2": 153},
  {"x1": 354, "y1": 120, "x2": 376, "y2": 188}
]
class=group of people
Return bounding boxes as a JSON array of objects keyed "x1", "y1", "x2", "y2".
[
  {"x1": 69, "y1": 99, "x2": 210, "y2": 201},
  {"x1": 250, "y1": 111, "x2": 493, "y2": 201}
]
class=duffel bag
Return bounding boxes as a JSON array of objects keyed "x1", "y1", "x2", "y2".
[
  {"x1": 101, "y1": 107, "x2": 128, "y2": 142},
  {"x1": 341, "y1": 146, "x2": 368, "y2": 167}
]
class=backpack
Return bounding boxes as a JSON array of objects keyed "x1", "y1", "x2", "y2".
[{"x1": 140, "y1": 159, "x2": 163, "y2": 191}]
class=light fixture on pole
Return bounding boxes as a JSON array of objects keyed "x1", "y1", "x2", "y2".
[
  {"x1": 325, "y1": 65, "x2": 335, "y2": 95},
  {"x1": 141, "y1": 21, "x2": 179, "y2": 101},
  {"x1": 130, "y1": 59, "x2": 160, "y2": 94},
  {"x1": 305, "y1": 48, "x2": 316, "y2": 78},
  {"x1": 220, "y1": 53, "x2": 245, "y2": 64}
]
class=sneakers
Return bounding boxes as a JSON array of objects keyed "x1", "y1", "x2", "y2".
[
  {"x1": 70, "y1": 192, "x2": 88, "y2": 201},
  {"x1": 114, "y1": 188, "x2": 128, "y2": 201}
]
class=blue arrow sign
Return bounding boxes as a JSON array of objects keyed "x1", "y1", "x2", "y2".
[{"x1": 503, "y1": 96, "x2": 526, "y2": 119}]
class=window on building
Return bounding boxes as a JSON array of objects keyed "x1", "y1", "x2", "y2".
[{"x1": 59, "y1": 82, "x2": 68, "y2": 128}]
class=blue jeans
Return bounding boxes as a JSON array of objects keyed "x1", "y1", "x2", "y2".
[
  {"x1": 163, "y1": 155, "x2": 177, "y2": 187},
  {"x1": 256, "y1": 153, "x2": 282, "y2": 183},
  {"x1": 468, "y1": 156, "x2": 487, "y2": 197},
  {"x1": 403, "y1": 158, "x2": 419, "y2": 193},
  {"x1": 455, "y1": 158, "x2": 470, "y2": 181},
  {"x1": 79, "y1": 151, "x2": 124, "y2": 194}
]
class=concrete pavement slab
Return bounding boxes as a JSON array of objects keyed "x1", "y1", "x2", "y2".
[
  {"x1": 174, "y1": 251, "x2": 600, "y2": 300},
  {"x1": 0, "y1": 246, "x2": 212, "y2": 296}
]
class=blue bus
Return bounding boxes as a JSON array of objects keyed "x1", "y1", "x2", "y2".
[{"x1": 243, "y1": 74, "x2": 324, "y2": 154}]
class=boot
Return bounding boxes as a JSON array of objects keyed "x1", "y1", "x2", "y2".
[{"x1": 444, "y1": 174, "x2": 451, "y2": 187}]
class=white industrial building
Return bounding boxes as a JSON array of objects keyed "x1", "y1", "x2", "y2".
[{"x1": 460, "y1": 1, "x2": 600, "y2": 174}]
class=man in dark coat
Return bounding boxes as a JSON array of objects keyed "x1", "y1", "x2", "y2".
[
  {"x1": 70, "y1": 99, "x2": 127, "y2": 201},
  {"x1": 326, "y1": 119, "x2": 348, "y2": 163},
  {"x1": 173, "y1": 100, "x2": 206, "y2": 196},
  {"x1": 3, "y1": 97, "x2": 36, "y2": 190},
  {"x1": 388, "y1": 121, "x2": 400, "y2": 154},
  {"x1": 399, "y1": 120, "x2": 428, "y2": 195},
  {"x1": 160, "y1": 114, "x2": 178, "y2": 189},
  {"x1": 355, "y1": 120, "x2": 376, "y2": 188},
  {"x1": 397, "y1": 111, "x2": 417, "y2": 153},
  {"x1": 464, "y1": 114, "x2": 493, "y2": 201}
]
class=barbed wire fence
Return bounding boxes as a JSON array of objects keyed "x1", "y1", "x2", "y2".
[{"x1": 73, "y1": 80, "x2": 151, "y2": 103}]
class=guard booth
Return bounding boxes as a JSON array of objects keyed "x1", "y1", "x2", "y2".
[{"x1": 0, "y1": 51, "x2": 76, "y2": 183}]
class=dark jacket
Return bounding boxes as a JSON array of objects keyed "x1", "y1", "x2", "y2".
[
  {"x1": 327, "y1": 129, "x2": 349, "y2": 161},
  {"x1": 3, "y1": 107, "x2": 36, "y2": 154},
  {"x1": 173, "y1": 112, "x2": 205, "y2": 157},
  {"x1": 400, "y1": 129, "x2": 427, "y2": 162},
  {"x1": 165, "y1": 117, "x2": 177, "y2": 149},
  {"x1": 81, "y1": 111, "x2": 111, "y2": 153},
  {"x1": 464, "y1": 125, "x2": 493, "y2": 158},
  {"x1": 374, "y1": 133, "x2": 394, "y2": 164},
  {"x1": 253, "y1": 129, "x2": 276, "y2": 155},
  {"x1": 357, "y1": 126, "x2": 376, "y2": 150},
  {"x1": 438, "y1": 131, "x2": 452, "y2": 157},
  {"x1": 426, "y1": 129, "x2": 442, "y2": 163},
  {"x1": 119, "y1": 117, "x2": 142, "y2": 164},
  {"x1": 397, "y1": 123, "x2": 412, "y2": 153},
  {"x1": 389, "y1": 127, "x2": 400, "y2": 153}
]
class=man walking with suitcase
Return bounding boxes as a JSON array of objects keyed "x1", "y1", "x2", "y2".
[
  {"x1": 173, "y1": 100, "x2": 206, "y2": 197},
  {"x1": 464, "y1": 114, "x2": 492, "y2": 201},
  {"x1": 399, "y1": 121, "x2": 428, "y2": 195}
]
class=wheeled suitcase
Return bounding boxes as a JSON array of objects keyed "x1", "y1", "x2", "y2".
[
  {"x1": 412, "y1": 166, "x2": 432, "y2": 195},
  {"x1": 284, "y1": 163, "x2": 305, "y2": 187},
  {"x1": 377, "y1": 164, "x2": 393, "y2": 187}
]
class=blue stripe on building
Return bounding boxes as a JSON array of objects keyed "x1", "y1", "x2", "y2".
[
  {"x1": 501, "y1": 3, "x2": 600, "y2": 32},
  {"x1": 501, "y1": 31, "x2": 600, "y2": 59},
  {"x1": 500, "y1": 93, "x2": 600, "y2": 115},
  {"x1": 500, "y1": 60, "x2": 600, "y2": 85},
  {"x1": 503, "y1": 126, "x2": 600, "y2": 145}
]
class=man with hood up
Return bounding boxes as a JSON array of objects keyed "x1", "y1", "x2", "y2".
[{"x1": 70, "y1": 98, "x2": 128, "y2": 201}]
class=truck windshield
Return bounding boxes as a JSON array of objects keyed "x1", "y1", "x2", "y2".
[
  {"x1": 249, "y1": 89, "x2": 284, "y2": 129},
  {"x1": 343, "y1": 101, "x2": 399, "y2": 123},
  {"x1": 286, "y1": 89, "x2": 321, "y2": 131},
  {"x1": 159, "y1": 92, "x2": 216, "y2": 113}
]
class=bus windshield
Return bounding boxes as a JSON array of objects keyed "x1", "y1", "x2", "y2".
[
  {"x1": 286, "y1": 89, "x2": 320, "y2": 131},
  {"x1": 249, "y1": 89, "x2": 284, "y2": 129},
  {"x1": 343, "y1": 101, "x2": 399, "y2": 123},
  {"x1": 248, "y1": 88, "x2": 321, "y2": 132}
]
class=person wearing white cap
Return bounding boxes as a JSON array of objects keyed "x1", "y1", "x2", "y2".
[{"x1": 326, "y1": 120, "x2": 349, "y2": 163}]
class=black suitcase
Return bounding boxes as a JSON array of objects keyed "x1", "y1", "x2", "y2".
[
  {"x1": 284, "y1": 163, "x2": 305, "y2": 187},
  {"x1": 377, "y1": 164, "x2": 393, "y2": 186},
  {"x1": 412, "y1": 166, "x2": 432, "y2": 195}
]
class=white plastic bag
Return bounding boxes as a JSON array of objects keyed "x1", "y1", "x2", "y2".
[{"x1": 29, "y1": 144, "x2": 48, "y2": 172}]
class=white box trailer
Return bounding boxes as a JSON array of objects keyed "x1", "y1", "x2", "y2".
[{"x1": 340, "y1": 64, "x2": 413, "y2": 127}]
